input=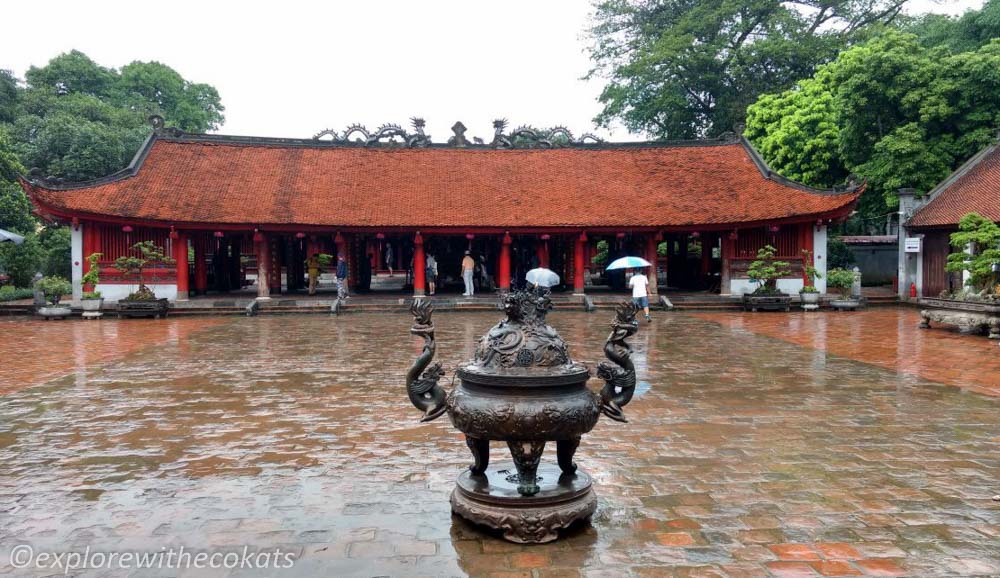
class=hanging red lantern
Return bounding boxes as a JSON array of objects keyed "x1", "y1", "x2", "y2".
[
  {"x1": 768, "y1": 225, "x2": 781, "y2": 233},
  {"x1": 376, "y1": 233, "x2": 386, "y2": 240},
  {"x1": 253, "y1": 229, "x2": 265, "y2": 243},
  {"x1": 122, "y1": 225, "x2": 133, "y2": 233},
  {"x1": 690, "y1": 231, "x2": 701, "y2": 239},
  {"x1": 729, "y1": 230, "x2": 739, "y2": 241},
  {"x1": 466, "y1": 233, "x2": 475, "y2": 240},
  {"x1": 616, "y1": 232, "x2": 626, "y2": 239},
  {"x1": 295, "y1": 232, "x2": 306, "y2": 239},
  {"x1": 169, "y1": 226, "x2": 178, "y2": 240},
  {"x1": 213, "y1": 231, "x2": 224, "y2": 238},
  {"x1": 540, "y1": 234, "x2": 551, "y2": 241}
]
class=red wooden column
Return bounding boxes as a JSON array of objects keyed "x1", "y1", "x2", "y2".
[
  {"x1": 174, "y1": 231, "x2": 190, "y2": 300},
  {"x1": 573, "y1": 232, "x2": 586, "y2": 295},
  {"x1": 646, "y1": 233, "x2": 659, "y2": 297},
  {"x1": 413, "y1": 232, "x2": 426, "y2": 297},
  {"x1": 268, "y1": 236, "x2": 282, "y2": 294},
  {"x1": 498, "y1": 232, "x2": 512, "y2": 290},
  {"x1": 193, "y1": 235, "x2": 208, "y2": 295},
  {"x1": 253, "y1": 231, "x2": 270, "y2": 299},
  {"x1": 537, "y1": 235, "x2": 550, "y2": 268}
]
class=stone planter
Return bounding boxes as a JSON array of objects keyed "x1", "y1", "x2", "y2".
[
  {"x1": 830, "y1": 297, "x2": 862, "y2": 311},
  {"x1": 81, "y1": 298, "x2": 104, "y2": 319},
  {"x1": 918, "y1": 298, "x2": 1000, "y2": 340},
  {"x1": 117, "y1": 298, "x2": 169, "y2": 319},
  {"x1": 37, "y1": 305, "x2": 72, "y2": 320},
  {"x1": 799, "y1": 291, "x2": 820, "y2": 311},
  {"x1": 742, "y1": 293, "x2": 792, "y2": 312}
]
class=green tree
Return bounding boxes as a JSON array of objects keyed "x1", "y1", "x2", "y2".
[
  {"x1": 906, "y1": 0, "x2": 1000, "y2": 53},
  {"x1": 745, "y1": 30, "x2": 1000, "y2": 229},
  {"x1": 946, "y1": 212, "x2": 1000, "y2": 295},
  {"x1": 9, "y1": 50, "x2": 224, "y2": 180},
  {"x1": 587, "y1": 0, "x2": 909, "y2": 139}
]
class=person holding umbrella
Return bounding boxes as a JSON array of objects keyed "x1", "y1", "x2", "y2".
[{"x1": 607, "y1": 256, "x2": 653, "y2": 322}]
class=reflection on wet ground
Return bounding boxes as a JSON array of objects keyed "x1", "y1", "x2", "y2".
[{"x1": 0, "y1": 310, "x2": 997, "y2": 577}]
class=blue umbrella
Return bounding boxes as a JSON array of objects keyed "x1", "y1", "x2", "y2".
[{"x1": 606, "y1": 256, "x2": 651, "y2": 271}]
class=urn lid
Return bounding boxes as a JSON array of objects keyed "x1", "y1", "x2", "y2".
[{"x1": 457, "y1": 288, "x2": 590, "y2": 387}]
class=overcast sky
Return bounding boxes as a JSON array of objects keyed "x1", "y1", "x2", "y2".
[{"x1": 0, "y1": 0, "x2": 986, "y2": 142}]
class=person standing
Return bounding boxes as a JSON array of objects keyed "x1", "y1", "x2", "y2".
[
  {"x1": 385, "y1": 242, "x2": 394, "y2": 277},
  {"x1": 628, "y1": 267, "x2": 652, "y2": 322},
  {"x1": 426, "y1": 253, "x2": 438, "y2": 296},
  {"x1": 306, "y1": 253, "x2": 321, "y2": 296},
  {"x1": 461, "y1": 250, "x2": 475, "y2": 297},
  {"x1": 336, "y1": 254, "x2": 349, "y2": 300}
]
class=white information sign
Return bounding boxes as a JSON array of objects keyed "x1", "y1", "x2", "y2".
[{"x1": 904, "y1": 237, "x2": 922, "y2": 253}]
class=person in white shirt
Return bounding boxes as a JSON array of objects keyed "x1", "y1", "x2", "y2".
[{"x1": 627, "y1": 268, "x2": 652, "y2": 322}]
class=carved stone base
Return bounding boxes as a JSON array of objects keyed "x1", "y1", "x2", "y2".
[{"x1": 451, "y1": 463, "x2": 596, "y2": 544}]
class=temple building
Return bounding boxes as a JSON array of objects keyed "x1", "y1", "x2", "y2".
[
  {"x1": 899, "y1": 136, "x2": 1000, "y2": 298},
  {"x1": 20, "y1": 119, "x2": 861, "y2": 303}
]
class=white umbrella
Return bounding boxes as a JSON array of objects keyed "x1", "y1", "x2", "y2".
[
  {"x1": 525, "y1": 267, "x2": 560, "y2": 288},
  {"x1": 0, "y1": 229, "x2": 25, "y2": 245},
  {"x1": 606, "y1": 256, "x2": 651, "y2": 271}
]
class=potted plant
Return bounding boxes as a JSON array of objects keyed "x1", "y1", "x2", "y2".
[
  {"x1": 80, "y1": 252, "x2": 104, "y2": 319},
  {"x1": 36, "y1": 275, "x2": 73, "y2": 320},
  {"x1": 743, "y1": 245, "x2": 792, "y2": 311},
  {"x1": 827, "y1": 268, "x2": 860, "y2": 310},
  {"x1": 799, "y1": 249, "x2": 821, "y2": 311},
  {"x1": 115, "y1": 241, "x2": 174, "y2": 318}
]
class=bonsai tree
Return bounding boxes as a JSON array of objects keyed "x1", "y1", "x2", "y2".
[
  {"x1": 37, "y1": 275, "x2": 72, "y2": 306},
  {"x1": 800, "y1": 249, "x2": 821, "y2": 293},
  {"x1": 81, "y1": 252, "x2": 103, "y2": 300},
  {"x1": 114, "y1": 241, "x2": 175, "y2": 301},
  {"x1": 747, "y1": 245, "x2": 791, "y2": 295},
  {"x1": 945, "y1": 212, "x2": 1000, "y2": 298},
  {"x1": 826, "y1": 268, "x2": 855, "y2": 298}
]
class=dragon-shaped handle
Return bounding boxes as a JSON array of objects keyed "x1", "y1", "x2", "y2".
[
  {"x1": 406, "y1": 300, "x2": 448, "y2": 422},
  {"x1": 597, "y1": 301, "x2": 640, "y2": 423}
]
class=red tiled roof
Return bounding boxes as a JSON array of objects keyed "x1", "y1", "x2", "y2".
[
  {"x1": 23, "y1": 135, "x2": 860, "y2": 230},
  {"x1": 909, "y1": 143, "x2": 1000, "y2": 228}
]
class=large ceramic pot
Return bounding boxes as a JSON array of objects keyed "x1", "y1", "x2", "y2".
[
  {"x1": 37, "y1": 306, "x2": 72, "y2": 320},
  {"x1": 799, "y1": 291, "x2": 820, "y2": 311},
  {"x1": 830, "y1": 297, "x2": 862, "y2": 311},
  {"x1": 743, "y1": 293, "x2": 792, "y2": 312},
  {"x1": 404, "y1": 289, "x2": 642, "y2": 543},
  {"x1": 81, "y1": 297, "x2": 104, "y2": 319}
]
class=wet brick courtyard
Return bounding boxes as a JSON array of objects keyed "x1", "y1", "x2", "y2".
[{"x1": 0, "y1": 309, "x2": 998, "y2": 577}]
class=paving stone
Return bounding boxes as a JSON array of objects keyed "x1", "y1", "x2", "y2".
[{"x1": 0, "y1": 310, "x2": 997, "y2": 576}]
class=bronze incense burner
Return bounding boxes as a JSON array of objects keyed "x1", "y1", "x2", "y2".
[{"x1": 405, "y1": 288, "x2": 640, "y2": 543}]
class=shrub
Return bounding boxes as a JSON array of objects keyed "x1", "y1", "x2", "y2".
[
  {"x1": 81, "y1": 252, "x2": 103, "y2": 299},
  {"x1": 36, "y1": 275, "x2": 71, "y2": 306},
  {"x1": 0, "y1": 286, "x2": 34, "y2": 301},
  {"x1": 945, "y1": 212, "x2": 1000, "y2": 295},
  {"x1": 826, "y1": 268, "x2": 855, "y2": 298}
]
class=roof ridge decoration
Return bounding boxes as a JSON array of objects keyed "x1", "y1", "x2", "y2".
[{"x1": 312, "y1": 118, "x2": 606, "y2": 149}]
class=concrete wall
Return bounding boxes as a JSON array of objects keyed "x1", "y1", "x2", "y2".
[
  {"x1": 70, "y1": 225, "x2": 83, "y2": 305},
  {"x1": 813, "y1": 225, "x2": 828, "y2": 294},
  {"x1": 95, "y1": 283, "x2": 178, "y2": 302},
  {"x1": 729, "y1": 278, "x2": 805, "y2": 296},
  {"x1": 846, "y1": 244, "x2": 897, "y2": 285}
]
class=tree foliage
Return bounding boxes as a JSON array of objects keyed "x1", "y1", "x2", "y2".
[
  {"x1": 745, "y1": 28, "x2": 1000, "y2": 230},
  {"x1": 587, "y1": 0, "x2": 909, "y2": 139},
  {"x1": 946, "y1": 212, "x2": 1000, "y2": 295},
  {"x1": 905, "y1": 0, "x2": 1000, "y2": 54},
  {"x1": 0, "y1": 51, "x2": 224, "y2": 288}
]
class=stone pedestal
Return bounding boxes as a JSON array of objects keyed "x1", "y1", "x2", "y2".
[{"x1": 451, "y1": 463, "x2": 596, "y2": 543}]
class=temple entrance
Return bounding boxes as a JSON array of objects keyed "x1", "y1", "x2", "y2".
[{"x1": 660, "y1": 233, "x2": 722, "y2": 292}]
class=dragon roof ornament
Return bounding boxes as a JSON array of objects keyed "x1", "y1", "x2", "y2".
[{"x1": 312, "y1": 118, "x2": 604, "y2": 149}]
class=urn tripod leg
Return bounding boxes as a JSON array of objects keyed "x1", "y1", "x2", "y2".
[
  {"x1": 556, "y1": 437, "x2": 581, "y2": 475},
  {"x1": 507, "y1": 440, "x2": 546, "y2": 496},
  {"x1": 465, "y1": 436, "x2": 490, "y2": 475}
]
